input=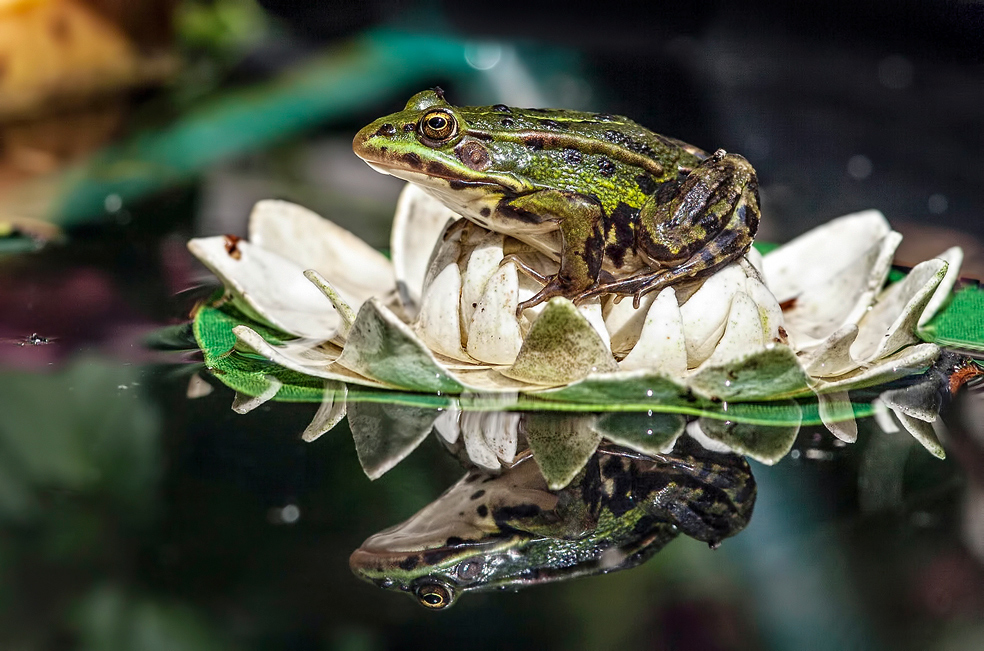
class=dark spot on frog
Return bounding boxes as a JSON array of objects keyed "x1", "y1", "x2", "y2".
[
  {"x1": 457, "y1": 140, "x2": 490, "y2": 171},
  {"x1": 473, "y1": 132, "x2": 494, "y2": 142},
  {"x1": 399, "y1": 555, "x2": 420, "y2": 571},
  {"x1": 49, "y1": 12, "x2": 71, "y2": 43},
  {"x1": 605, "y1": 202, "x2": 639, "y2": 268},
  {"x1": 374, "y1": 123, "x2": 396, "y2": 137},
  {"x1": 525, "y1": 136, "x2": 545, "y2": 151},
  {"x1": 476, "y1": 504, "x2": 488, "y2": 517},
  {"x1": 598, "y1": 157, "x2": 616, "y2": 177},
  {"x1": 497, "y1": 203, "x2": 544, "y2": 225},
  {"x1": 423, "y1": 548, "x2": 457, "y2": 564},
  {"x1": 492, "y1": 104, "x2": 512, "y2": 113},
  {"x1": 492, "y1": 504, "x2": 542, "y2": 523},
  {"x1": 449, "y1": 179, "x2": 471, "y2": 191},
  {"x1": 465, "y1": 472, "x2": 480, "y2": 483},
  {"x1": 562, "y1": 148, "x2": 582, "y2": 165},
  {"x1": 635, "y1": 173, "x2": 657, "y2": 195},
  {"x1": 501, "y1": 118, "x2": 514, "y2": 127},
  {"x1": 223, "y1": 235, "x2": 243, "y2": 260},
  {"x1": 539, "y1": 119, "x2": 565, "y2": 130},
  {"x1": 401, "y1": 152, "x2": 423, "y2": 169},
  {"x1": 470, "y1": 490, "x2": 486, "y2": 500},
  {"x1": 379, "y1": 147, "x2": 387, "y2": 154},
  {"x1": 446, "y1": 536, "x2": 466, "y2": 546},
  {"x1": 480, "y1": 207, "x2": 491, "y2": 218},
  {"x1": 403, "y1": 123, "x2": 415, "y2": 132}
]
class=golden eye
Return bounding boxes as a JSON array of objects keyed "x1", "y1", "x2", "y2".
[
  {"x1": 415, "y1": 583, "x2": 454, "y2": 610},
  {"x1": 420, "y1": 111, "x2": 457, "y2": 142}
]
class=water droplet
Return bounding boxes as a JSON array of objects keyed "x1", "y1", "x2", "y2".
[
  {"x1": 877, "y1": 54, "x2": 914, "y2": 90},
  {"x1": 847, "y1": 155, "x2": 872, "y2": 180},
  {"x1": 646, "y1": 389, "x2": 653, "y2": 397},
  {"x1": 104, "y1": 193, "x2": 122, "y2": 213},
  {"x1": 928, "y1": 193, "x2": 948, "y2": 214}
]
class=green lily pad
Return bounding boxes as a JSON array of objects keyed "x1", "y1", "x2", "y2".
[{"x1": 540, "y1": 370, "x2": 703, "y2": 411}]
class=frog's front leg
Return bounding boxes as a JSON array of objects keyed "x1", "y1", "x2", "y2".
[
  {"x1": 497, "y1": 189, "x2": 604, "y2": 315},
  {"x1": 582, "y1": 150, "x2": 760, "y2": 307}
]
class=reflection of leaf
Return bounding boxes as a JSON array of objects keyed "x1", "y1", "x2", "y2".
[
  {"x1": 593, "y1": 412, "x2": 685, "y2": 456},
  {"x1": 694, "y1": 401, "x2": 803, "y2": 465},
  {"x1": 525, "y1": 414, "x2": 601, "y2": 490},
  {"x1": 72, "y1": 585, "x2": 228, "y2": 651},
  {"x1": 347, "y1": 402, "x2": 440, "y2": 480},
  {"x1": 0, "y1": 357, "x2": 160, "y2": 521}
]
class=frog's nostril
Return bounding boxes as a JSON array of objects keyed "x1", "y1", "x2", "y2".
[{"x1": 374, "y1": 123, "x2": 397, "y2": 138}]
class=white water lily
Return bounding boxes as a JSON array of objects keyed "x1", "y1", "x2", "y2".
[{"x1": 188, "y1": 186, "x2": 962, "y2": 462}]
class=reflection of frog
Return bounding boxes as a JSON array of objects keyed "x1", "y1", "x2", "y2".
[
  {"x1": 354, "y1": 89, "x2": 760, "y2": 312},
  {"x1": 349, "y1": 438, "x2": 756, "y2": 609}
]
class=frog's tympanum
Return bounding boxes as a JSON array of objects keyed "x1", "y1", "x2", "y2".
[
  {"x1": 349, "y1": 438, "x2": 756, "y2": 609},
  {"x1": 353, "y1": 89, "x2": 760, "y2": 311}
]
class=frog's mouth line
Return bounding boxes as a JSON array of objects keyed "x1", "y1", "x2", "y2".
[{"x1": 362, "y1": 160, "x2": 523, "y2": 194}]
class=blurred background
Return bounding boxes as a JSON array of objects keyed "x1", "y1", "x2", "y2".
[{"x1": 0, "y1": 1, "x2": 982, "y2": 649}]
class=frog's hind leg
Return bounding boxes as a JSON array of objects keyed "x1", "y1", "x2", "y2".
[{"x1": 624, "y1": 150, "x2": 760, "y2": 307}]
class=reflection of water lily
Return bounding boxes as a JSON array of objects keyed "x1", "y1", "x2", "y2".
[{"x1": 187, "y1": 185, "x2": 963, "y2": 464}]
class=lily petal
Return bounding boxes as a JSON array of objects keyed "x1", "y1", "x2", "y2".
[
  {"x1": 248, "y1": 200, "x2": 395, "y2": 309},
  {"x1": 391, "y1": 184, "x2": 458, "y2": 314},
  {"x1": 301, "y1": 382, "x2": 348, "y2": 442},
  {"x1": 618, "y1": 287, "x2": 687, "y2": 375},
  {"x1": 348, "y1": 402, "x2": 440, "y2": 479},
  {"x1": 188, "y1": 236, "x2": 339, "y2": 339},
  {"x1": 466, "y1": 262, "x2": 524, "y2": 365},
  {"x1": 416, "y1": 264, "x2": 471, "y2": 361}
]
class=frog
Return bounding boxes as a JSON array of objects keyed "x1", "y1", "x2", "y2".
[
  {"x1": 353, "y1": 88, "x2": 760, "y2": 313},
  {"x1": 349, "y1": 437, "x2": 756, "y2": 609}
]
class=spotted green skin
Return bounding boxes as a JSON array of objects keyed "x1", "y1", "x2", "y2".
[
  {"x1": 353, "y1": 89, "x2": 760, "y2": 311},
  {"x1": 349, "y1": 440, "x2": 756, "y2": 609}
]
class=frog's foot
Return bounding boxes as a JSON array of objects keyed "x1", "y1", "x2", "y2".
[
  {"x1": 515, "y1": 274, "x2": 582, "y2": 316},
  {"x1": 500, "y1": 254, "x2": 550, "y2": 285},
  {"x1": 575, "y1": 269, "x2": 673, "y2": 309}
]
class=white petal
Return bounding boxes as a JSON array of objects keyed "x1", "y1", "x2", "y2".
[
  {"x1": 415, "y1": 264, "x2": 471, "y2": 361},
  {"x1": 481, "y1": 412, "x2": 521, "y2": 463},
  {"x1": 851, "y1": 259, "x2": 946, "y2": 362},
  {"x1": 248, "y1": 200, "x2": 395, "y2": 309},
  {"x1": 817, "y1": 391, "x2": 857, "y2": 443},
  {"x1": 812, "y1": 342, "x2": 940, "y2": 393},
  {"x1": 919, "y1": 247, "x2": 964, "y2": 327},
  {"x1": 578, "y1": 298, "x2": 612, "y2": 352},
  {"x1": 699, "y1": 291, "x2": 766, "y2": 368},
  {"x1": 231, "y1": 376, "x2": 282, "y2": 414},
  {"x1": 741, "y1": 262, "x2": 785, "y2": 343},
  {"x1": 685, "y1": 420, "x2": 735, "y2": 454},
  {"x1": 301, "y1": 382, "x2": 348, "y2": 442},
  {"x1": 188, "y1": 236, "x2": 339, "y2": 339},
  {"x1": 460, "y1": 412, "x2": 501, "y2": 471},
  {"x1": 605, "y1": 293, "x2": 657, "y2": 356},
  {"x1": 679, "y1": 263, "x2": 747, "y2": 367},
  {"x1": 466, "y1": 262, "x2": 524, "y2": 365},
  {"x1": 303, "y1": 270, "x2": 356, "y2": 341},
  {"x1": 780, "y1": 232, "x2": 901, "y2": 346},
  {"x1": 460, "y1": 232, "x2": 506, "y2": 331},
  {"x1": 802, "y1": 324, "x2": 860, "y2": 378},
  {"x1": 433, "y1": 402, "x2": 461, "y2": 445},
  {"x1": 391, "y1": 184, "x2": 458, "y2": 314},
  {"x1": 619, "y1": 287, "x2": 687, "y2": 375},
  {"x1": 761, "y1": 210, "x2": 892, "y2": 302}
]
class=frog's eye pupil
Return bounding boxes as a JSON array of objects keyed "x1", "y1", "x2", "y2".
[
  {"x1": 420, "y1": 111, "x2": 457, "y2": 142},
  {"x1": 415, "y1": 583, "x2": 453, "y2": 609}
]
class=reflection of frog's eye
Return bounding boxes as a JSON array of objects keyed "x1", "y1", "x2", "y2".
[
  {"x1": 420, "y1": 111, "x2": 457, "y2": 142},
  {"x1": 415, "y1": 582, "x2": 454, "y2": 610}
]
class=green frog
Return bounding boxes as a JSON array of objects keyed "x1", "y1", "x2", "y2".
[
  {"x1": 349, "y1": 439, "x2": 756, "y2": 609},
  {"x1": 353, "y1": 89, "x2": 760, "y2": 312}
]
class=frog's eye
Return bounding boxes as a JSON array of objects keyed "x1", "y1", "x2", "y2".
[
  {"x1": 419, "y1": 110, "x2": 457, "y2": 143},
  {"x1": 414, "y1": 582, "x2": 455, "y2": 610}
]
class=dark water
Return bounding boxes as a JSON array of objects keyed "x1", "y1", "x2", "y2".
[{"x1": 2, "y1": 3, "x2": 983, "y2": 649}]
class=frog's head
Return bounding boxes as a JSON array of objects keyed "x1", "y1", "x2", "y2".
[
  {"x1": 353, "y1": 89, "x2": 530, "y2": 218},
  {"x1": 349, "y1": 455, "x2": 598, "y2": 610}
]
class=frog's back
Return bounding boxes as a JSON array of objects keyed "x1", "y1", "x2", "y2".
[{"x1": 458, "y1": 104, "x2": 707, "y2": 213}]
